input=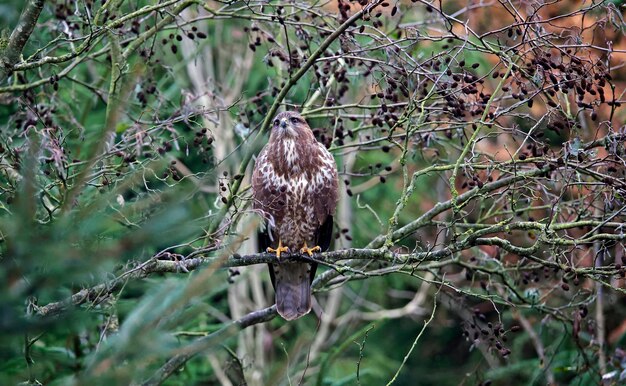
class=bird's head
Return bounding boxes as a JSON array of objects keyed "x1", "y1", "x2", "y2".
[{"x1": 270, "y1": 111, "x2": 312, "y2": 139}]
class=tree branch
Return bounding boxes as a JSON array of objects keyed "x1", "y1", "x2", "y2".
[
  {"x1": 0, "y1": 0, "x2": 45, "y2": 82},
  {"x1": 141, "y1": 305, "x2": 277, "y2": 386},
  {"x1": 35, "y1": 219, "x2": 626, "y2": 319}
]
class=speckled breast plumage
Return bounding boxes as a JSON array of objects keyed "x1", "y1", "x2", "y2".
[{"x1": 252, "y1": 137, "x2": 337, "y2": 250}]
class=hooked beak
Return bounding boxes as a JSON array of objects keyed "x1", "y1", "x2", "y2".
[{"x1": 275, "y1": 117, "x2": 296, "y2": 137}]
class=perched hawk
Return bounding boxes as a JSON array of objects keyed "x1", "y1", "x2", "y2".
[{"x1": 252, "y1": 111, "x2": 338, "y2": 320}]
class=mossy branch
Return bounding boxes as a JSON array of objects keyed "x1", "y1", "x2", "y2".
[
  {"x1": 0, "y1": 0, "x2": 45, "y2": 83},
  {"x1": 34, "y1": 218, "x2": 626, "y2": 319}
]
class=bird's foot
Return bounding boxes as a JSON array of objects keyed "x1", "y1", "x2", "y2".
[
  {"x1": 300, "y1": 244, "x2": 321, "y2": 256},
  {"x1": 267, "y1": 242, "x2": 289, "y2": 259},
  {"x1": 161, "y1": 252, "x2": 189, "y2": 273}
]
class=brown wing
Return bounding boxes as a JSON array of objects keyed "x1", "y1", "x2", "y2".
[
  {"x1": 311, "y1": 142, "x2": 338, "y2": 247},
  {"x1": 251, "y1": 146, "x2": 285, "y2": 237}
]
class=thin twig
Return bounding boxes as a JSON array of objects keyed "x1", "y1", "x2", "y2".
[{"x1": 385, "y1": 287, "x2": 439, "y2": 385}]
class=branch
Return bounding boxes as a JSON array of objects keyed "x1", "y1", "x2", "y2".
[
  {"x1": 35, "y1": 222, "x2": 626, "y2": 319},
  {"x1": 368, "y1": 166, "x2": 553, "y2": 249},
  {"x1": 513, "y1": 309, "x2": 555, "y2": 385},
  {"x1": 448, "y1": 58, "x2": 517, "y2": 204},
  {"x1": 0, "y1": 0, "x2": 45, "y2": 82},
  {"x1": 141, "y1": 305, "x2": 277, "y2": 386},
  {"x1": 385, "y1": 289, "x2": 438, "y2": 386},
  {"x1": 33, "y1": 250, "x2": 419, "y2": 317},
  {"x1": 0, "y1": 0, "x2": 196, "y2": 93}
]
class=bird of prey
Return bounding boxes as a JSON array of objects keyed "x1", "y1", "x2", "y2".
[{"x1": 252, "y1": 111, "x2": 338, "y2": 320}]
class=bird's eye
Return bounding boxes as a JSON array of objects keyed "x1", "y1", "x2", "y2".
[
  {"x1": 273, "y1": 120, "x2": 279, "y2": 126},
  {"x1": 290, "y1": 117, "x2": 299, "y2": 124}
]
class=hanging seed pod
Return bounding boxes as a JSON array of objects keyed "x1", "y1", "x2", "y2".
[{"x1": 549, "y1": 74, "x2": 558, "y2": 84}]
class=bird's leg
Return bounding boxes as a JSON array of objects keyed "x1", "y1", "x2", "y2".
[
  {"x1": 300, "y1": 242, "x2": 321, "y2": 256},
  {"x1": 267, "y1": 239, "x2": 289, "y2": 259}
]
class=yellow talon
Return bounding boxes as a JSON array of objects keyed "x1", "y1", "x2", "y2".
[
  {"x1": 300, "y1": 243, "x2": 321, "y2": 256},
  {"x1": 267, "y1": 240, "x2": 289, "y2": 259}
]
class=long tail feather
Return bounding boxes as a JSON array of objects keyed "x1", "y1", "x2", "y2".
[{"x1": 272, "y1": 262, "x2": 312, "y2": 320}]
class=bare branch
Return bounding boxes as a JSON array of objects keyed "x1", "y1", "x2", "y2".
[{"x1": 141, "y1": 305, "x2": 277, "y2": 386}]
